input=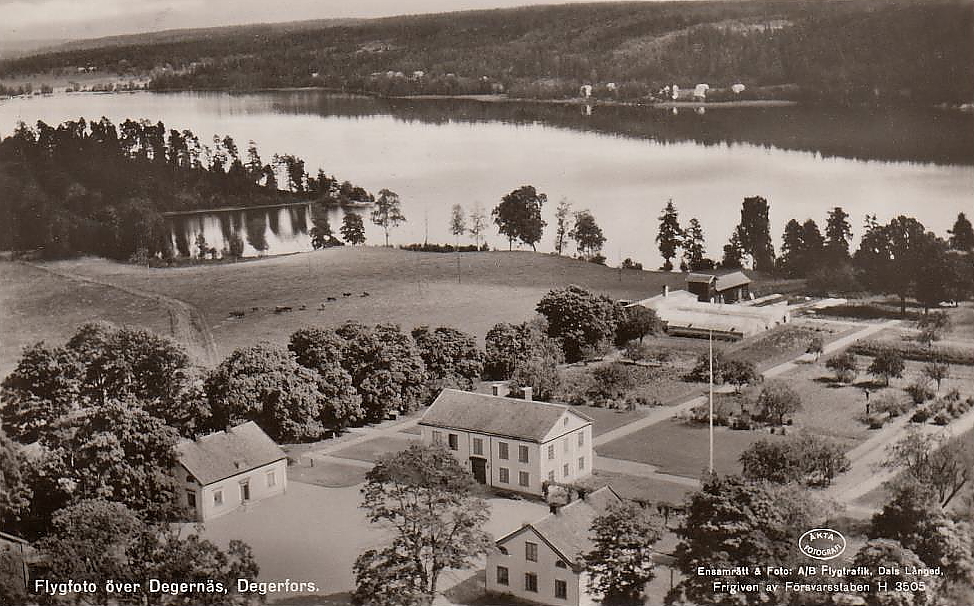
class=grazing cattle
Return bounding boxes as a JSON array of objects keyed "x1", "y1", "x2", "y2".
[
  {"x1": 229, "y1": 311, "x2": 245, "y2": 318},
  {"x1": 342, "y1": 292, "x2": 352, "y2": 297},
  {"x1": 274, "y1": 306, "x2": 293, "y2": 313},
  {"x1": 327, "y1": 296, "x2": 337, "y2": 301},
  {"x1": 361, "y1": 292, "x2": 370, "y2": 297},
  {"x1": 251, "y1": 307, "x2": 260, "y2": 311},
  {"x1": 298, "y1": 305, "x2": 307, "y2": 310}
]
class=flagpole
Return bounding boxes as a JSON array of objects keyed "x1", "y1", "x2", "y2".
[{"x1": 709, "y1": 327, "x2": 714, "y2": 475}]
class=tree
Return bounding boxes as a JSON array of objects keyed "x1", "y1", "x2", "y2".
[
  {"x1": 569, "y1": 209, "x2": 606, "y2": 260},
  {"x1": 206, "y1": 343, "x2": 345, "y2": 442},
  {"x1": 411, "y1": 326, "x2": 483, "y2": 392},
  {"x1": 882, "y1": 428, "x2": 973, "y2": 507},
  {"x1": 553, "y1": 198, "x2": 572, "y2": 255},
  {"x1": 756, "y1": 380, "x2": 802, "y2": 426},
  {"x1": 825, "y1": 206, "x2": 853, "y2": 261},
  {"x1": 825, "y1": 351, "x2": 858, "y2": 383},
  {"x1": 656, "y1": 199, "x2": 682, "y2": 271},
  {"x1": 870, "y1": 480, "x2": 974, "y2": 583},
  {"x1": 854, "y1": 216, "x2": 931, "y2": 315},
  {"x1": 721, "y1": 232, "x2": 744, "y2": 270},
  {"x1": 851, "y1": 540, "x2": 931, "y2": 606},
  {"x1": 38, "y1": 499, "x2": 260, "y2": 606},
  {"x1": 536, "y1": 285, "x2": 621, "y2": 362},
  {"x1": 0, "y1": 545, "x2": 27, "y2": 605},
  {"x1": 722, "y1": 359, "x2": 758, "y2": 393},
  {"x1": 923, "y1": 359, "x2": 950, "y2": 391},
  {"x1": 468, "y1": 202, "x2": 487, "y2": 249},
  {"x1": 615, "y1": 305, "x2": 661, "y2": 345},
  {"x1": 355, "y1": 444, "x2": 491, "y2": 605},
  {"x1": 492, "y1": 185, "x2": 546, "y2": 250},
  {"x1": 666, "y1": 475, "x2": 821, "y2": 606},
  {"x1": 917, "y1": 311, "x2": 951, "y2": 345},
  {"x1": 334, "y1": 322, "x2": 428, "y2": 422},
  {"x1": 1, "y1": 342, "x2": 82, "y2": 443},
  {"x1": 449, "y1": 204, "x2": 466, "y2": 245},
  {"x1": 732, "y1": 196, "x2": 774, "y2": 272},
  {"x1": 740, "y1": 434, "x2": 849, "y2": 486},
  {"x1": 227, "y1": 233, "x2": 245, "y2": 258},
  {"x1": 371, "y1": 188, "x2": 406, "y2": 246},
  {"x1": 0, "y1": 429, "x2": 31, "y2": 526},
  {"x1": 341, "y1": 212, "x2": 367, "y2": 245},
  {"x1": 948, "y1": 212, "x2": 974, "y2": 252},
  {"x1": 509, "y1": 343, "x2": 564, "y2": 402},
  {"x1": 682, "y1": 218, "x2": 707, "y2": 271},
  {"x1": 584, "y1": 501, "x2": 661, "y2": 606},
  {"x1": 868, "y1": 350, "x2": 905, "y2": 386},
  {"x1": 483, "y1": 318, "x2": 562, "y2": 380},
  {"x1": 287, "y1": 328, "x2": 363, "y2": 431},
  {"x1": 779, "y1": 219, "x2": 805, "y2": 277}
]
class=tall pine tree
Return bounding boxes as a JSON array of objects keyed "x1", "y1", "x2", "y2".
[{"x1": 656, "y1": 199, "x2": 682, "y2": 271}]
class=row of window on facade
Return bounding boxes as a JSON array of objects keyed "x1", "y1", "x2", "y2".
[
  {"x1": 186, "y1": 469, "x2": 277, "y2": 508},
  {"x1": 431, "y1": 431, "x2": 585, "y2": 461},
  {"x1": 496, "y1": 567, "x2": 568, "y2": 600}
]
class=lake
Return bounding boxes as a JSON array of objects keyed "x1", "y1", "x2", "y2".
[{"x1": 0, "y1": 90, "x2": 971, "y2": 266}]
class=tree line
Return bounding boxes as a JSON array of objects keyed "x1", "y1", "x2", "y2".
[
  {"x1": 2, "y1": 0, "x2": 970, "y2": 105},
  {"x1": 0, "y1": 118, "x2": 373, "y2": 260}
]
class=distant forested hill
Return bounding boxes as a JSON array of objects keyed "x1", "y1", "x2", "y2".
[{"x1": 1, "y1": 0, "x2": 971, "y2": 104}]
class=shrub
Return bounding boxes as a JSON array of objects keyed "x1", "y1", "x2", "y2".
[
  {"x1": 872, "y1": 391, "x2": 912, "y2": 418},
  {"x1": 585, "y1": 363, "x2": 638, "y2": 408},
  {"x1": 932, "y1": 412, "x2": 951, "y2": 426},
  {"x1": 905, "y1": 378, "x2": 935, "y2": 405},
  {"x1": 910, "y1": 407, "x2": 931, "y2": 423},
  {"x1": 867, "y1": 414, "x2": 886, "y2": 429},
  {"x1": 622, "y1": 341, "x2": 652, "y2": 362}
]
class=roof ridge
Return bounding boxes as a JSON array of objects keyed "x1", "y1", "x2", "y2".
[{"x1": 439, "y1": 387, "x2": 571, "y2": 409}]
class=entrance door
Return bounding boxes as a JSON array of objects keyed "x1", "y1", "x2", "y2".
[
  {"x1": 240, "y1": 481, "x2": 251, "y2": 502},
  {"x1": 470, "y1": 458, "x2": 487, "y2": 484}
]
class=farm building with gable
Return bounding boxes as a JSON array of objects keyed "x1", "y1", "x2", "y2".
[
  {"x1": 486, "y1": 486, "x2": 622, "y2": 606},
  {"x1": 419, "y1": 388, "x2": 593, "y2": 496},
  {"x1": 176, "y1": 421, "x2": 287, "y2": 521}
]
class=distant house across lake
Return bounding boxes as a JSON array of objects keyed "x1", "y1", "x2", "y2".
[
  {"x1": 419, "y1": 388, "x2": 593, "y2": 496},
  {"x1": 176, "y1": 421, "x2": 287, "y2": 521}
]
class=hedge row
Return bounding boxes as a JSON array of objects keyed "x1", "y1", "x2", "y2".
[{"x1": 849, "y1": 339, "x2": 974, "y2": 366}]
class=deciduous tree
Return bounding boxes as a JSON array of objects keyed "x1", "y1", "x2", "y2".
[
  {"x1": 355, "y1": 445, "x2": 491, "y2": 605},
  {"x1": 492, "y1": 185, "x2": 546, "y2": 250},
  {"x1": 615, "y1": 305, "x2": 662, "y2": 345},
  {"x1": 536, "y1": 285, "x2": 621, "y2": 362},
  {"x1": 868, "y1": 350, "x2": 905, "y2": 386},
  {"x1": 0, "y1": 429, "x2": 31, "y2": 526},
  {"x1": 411, "y1": 326, "x2": 483, "y2": 392},
  {"x1": 554, "y1": 198, "x2": 572, "y2": 255},
  {"x1": 732, "y1": 196, "x2": 774, "y2": 272},
  {"x1": 569, "y1": 209, "x2": 606, "y2": 260},
  {"x1": 585, "y1": 501, "x2": 662, "y2": 606},
  {"x1": 756, "y1": 380, "x2": 802, "y2": 426},
  {"x1": 371, "y1": 188, "x2": 406, "y2": 246},
  {"x1": 825, "y1": 351, "x2": 858, "y2": 383},
  {"x1": 341, "y1": 212, "x2": 367, "y2": 245},
  {"x1": 468, "y1": 202, "x2": 488, "y2": 249}
]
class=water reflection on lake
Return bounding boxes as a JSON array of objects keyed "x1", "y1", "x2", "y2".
[{"x1": 1, "y1": 91, "x2": 971, "y2": 265}]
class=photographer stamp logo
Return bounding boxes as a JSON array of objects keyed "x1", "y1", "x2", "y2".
[{"x1": 798, "y1": 528, "x2": 846, "y2": 561}]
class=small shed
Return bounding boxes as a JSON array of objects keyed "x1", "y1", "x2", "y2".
[{"x1": 686, "y1": 271, "x2": 752, "y2": 303}]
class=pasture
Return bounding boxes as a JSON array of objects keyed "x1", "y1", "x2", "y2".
[{"x1": 7, "y1": 248, "x2": 698, "y2": 367}]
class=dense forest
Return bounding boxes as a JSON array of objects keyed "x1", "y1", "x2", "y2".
[
  {"x1": 1, "y1": 0, "x2": 971, "y2": 104},
  {"x1": 0, "y1": 118, "x2": 372, "y2": 259}
]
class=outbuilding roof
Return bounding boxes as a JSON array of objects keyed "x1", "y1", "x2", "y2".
[
  {"x1": 177, "y1": 421, "x2": 285, "y2": 486},
  {"x1": 419, "y1": 389, "x2": 592, "y2": 443},
  {"x1": 496, "y1": 486, "x2": 622, "y2": 562},
  {"x1": 715, "y1": 271, "x2": 751, "y2": 292},
  {"x1": 686, "y1": 273, "x2": 716, "y2": 284}
]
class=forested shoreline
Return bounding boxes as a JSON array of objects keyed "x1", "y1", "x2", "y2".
[
  {"x1": 1, "y1": 0, "x2": 971, "y2": 106},
  {"x1": 0, "y1": 118, "x2": 371, "y2": 259}
]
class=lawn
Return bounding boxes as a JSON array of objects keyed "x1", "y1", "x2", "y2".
[
  {"x1": 596, "y1": 418, "x2": 786, "y2": 478},
  {"x1": 727, "y1": 321, "x2": 855, "y2": 372},
  {"x1": 287, "y1": 460, "x2": 369, "y2": 488},
  {"x1": 26, "y1": 249, "x2": 700, "y2": 365},
  {"x1": 330, "y1": 434, "x2": 416, "y2": 464},
  {"x1": 570, "y1": 404, "x2": 648, "y2": 437}
]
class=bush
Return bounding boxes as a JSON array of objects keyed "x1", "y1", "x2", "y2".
[
  {"x1": 932, "y1": 412, "x2": 951, "y2": 426},
  {"x1": 399, "y1": 242, "x2": 488, "y2": 253},
  {"x1": 622, "y1": 341, "x2": 652, "y2": 362},
  {"x1": 910, "y1": 407, "x2": 931, "y2": 423},
  {"x1": 867, "y1": 414, "x2": 886, "y2": 429},
  {"x1": 905, "y1": 378, "x2": 935, "y2": 405},
  {"x1": 872, "y1": 391, "x2": 912, "y2": 418},
  {"x1": 850, "y1": 339, "x2": 974, "y2": 366}
]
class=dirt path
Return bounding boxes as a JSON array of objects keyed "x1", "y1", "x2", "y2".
[
  {"x1": 25, "y1": 261, "x2": 218, "y2": 365},
  {"x1": 825, "y1": 407, "x2": 974, "y2": 509}
]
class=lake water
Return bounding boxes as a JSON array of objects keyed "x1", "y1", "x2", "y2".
[{"x1": 1, "y1": 91, "x2": 971, "y2": 266}]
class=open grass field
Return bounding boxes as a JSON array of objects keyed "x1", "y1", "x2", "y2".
[
  {"x1": 14, "y1": 248, "x2": 700, "y2": 367},
  {"x1": 572, "y1": 405, "x2": 648, "y2": 437},
  {"x1": 596, "y1": 418, "x2": 787, "y2": 478},
  {"x1": 330, "y1": 433, "x2": 416, "y2": 464},
  {"x1": 0, "y1": 261, "x2": 175, "y2": 376},
  {"x1": 287, "y1": 460, "x2": 369, "y2": 489}
]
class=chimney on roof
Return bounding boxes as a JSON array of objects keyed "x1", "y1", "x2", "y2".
[
  {"x1": 663, "y1": 284, "x2": 669, "y2": 297},
  {"x1": 523, "y1": 386, "x2": 533, "y2": 402},
  {"x1": 491, "y1": 383, "x2": 502, "y2": 396}
]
